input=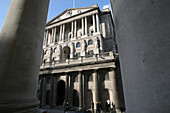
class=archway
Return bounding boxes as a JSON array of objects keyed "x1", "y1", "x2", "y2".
[
  {"x1": 102, "y1": 89, "x2": 110, "y2": 109},
  {"x1": 46, "y1": 90, "x2": 50, "y2": 105},
  {"x1": 62, "y1": 46, "x2": 70, "y2": 62},
  {"x1": 86, "y1": 89, "x2": 93, "y2": 109},
  {"x1": 73, "y1": 90, "x2": 79, "y2": 106},
  {"x1": 57, "y1": 80, "x2": 65, "y2": 105}
]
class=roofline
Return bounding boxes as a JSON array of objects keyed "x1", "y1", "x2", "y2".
[{"x1": 46, "y1": 4, "x2": 100, "y2": 25}]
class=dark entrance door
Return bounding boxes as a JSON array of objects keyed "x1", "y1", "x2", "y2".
[
  {"x1": 57, "y1": 80, "x2": 65, "y2": 105},
  {"x1": 73, "y1": 90, "x2": 79, "y2": 106}
]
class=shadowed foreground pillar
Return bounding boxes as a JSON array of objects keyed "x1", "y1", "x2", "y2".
[
  {"x1": 0, "y1": 0, "x2": 49, "y2": 112},
  {"x1": 110, "y1": 0, "x2": 170, "y2": 113}
]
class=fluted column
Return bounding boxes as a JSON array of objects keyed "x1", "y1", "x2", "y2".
[
  {"x1": 43, "y1": 31, "x2": 46, "y2": 46},
  {"x1": 45, "y1": 30, "x2": 49, "y2": 45},
  {"x1": 110, "y1": 68, "x2": 121, "y2": 112},
  {"x1": 92, "y1": 14, "x2": 96, "y2": 33},
  {"x1": 78, "y1": 71, "x2": 83, "y2": 110},
  {"x1": 94, "y1": 70, "x2": 99, "y2": 109},
  {"x1": 71, "y1": 21, "x2": 74, "y2": 39},
  {"x1": 0, "y1": 0, "x2": 49, "y2": 112},
  {"x1": 62, "y1": 24, "x2": 65, "y2": 42},
  {"x1": 51, "y1": 28, "x2": 54, "y2": 44},
  {"x1": 59, "y1": 25, "x2": 63, "y2": 42},
  {"x1": 81, "y1": 18, "x2": 84, "y2": 36},
  {"x1": 74, "y1": 20, "x2": 77, "y2": 38},
  {"x1": 85, "y1": 17, "x2": 88, "y2": 35},
  {"x1": 96, "y1": 13, "x2": 100, "y2": 32},
  {"x1": 53, "y1": 27, "x2": 57, "y2": 44}
]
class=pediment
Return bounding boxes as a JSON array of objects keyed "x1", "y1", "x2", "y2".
[{"x1": 47, "y1": 5, "x2": 99, "y2": 25}]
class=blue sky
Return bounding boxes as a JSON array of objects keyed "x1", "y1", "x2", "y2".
[{"x1": 0, "y1": 0, "x2": 111, "y2": 31}]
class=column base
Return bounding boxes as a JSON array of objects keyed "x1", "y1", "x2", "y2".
[{"x1": 0, "y1": 99, "x2": 40, "y2": 113}]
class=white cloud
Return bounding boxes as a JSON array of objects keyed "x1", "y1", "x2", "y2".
[{"x1": 103, "y1": 4, "x2": 111, "y2": 10}]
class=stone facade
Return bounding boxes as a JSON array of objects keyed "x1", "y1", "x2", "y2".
[{"x1": 38, "y1": 5, "x2": 124, "y2": 112}]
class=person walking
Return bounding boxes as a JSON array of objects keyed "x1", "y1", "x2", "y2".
[{"x1": 91, "y1": 100, "x2": 94, "y2": 112}]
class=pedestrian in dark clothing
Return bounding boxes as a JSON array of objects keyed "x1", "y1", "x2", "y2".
[
  {"x1": 91, "y1": 100, "x2": 94, "y2": 112},
  {"x1": 96, "y1": 102, "x2": 100, "y2": 113}
]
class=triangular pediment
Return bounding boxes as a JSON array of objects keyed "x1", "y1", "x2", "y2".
[{"x1": 47, "y1": 4, "x2": 99, "y2": 25}]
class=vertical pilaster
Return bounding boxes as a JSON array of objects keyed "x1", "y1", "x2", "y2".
[
  {"x1": 53, "y1": 27, "x2": 57, "y2": 44},
  {"x1": 62, "y1": 24, "x2": 65, "y2": 42},
  {"x1": 71, "y1": 21, "x2": 74, "y2": 39},
  {"x1": 74, "y1": 20, "x2": 77, "y2": 38},
  {"x1": 46, "y1": 30, "x2": 49, "y2": 45},
  {"x1": 52, "y1": 76, "x2": 56, "y2": 107},
  {"x1": 51, "y1": 28, "x2": 54, "y2": 44},
  {"x1": 92, "y1": 14, "x2": 96, "y2": 33},
  {"x1": 66, "y1": 73, "x2": 69, "y2": 102},
  {"x1": 85, "y1": 16, "x2": 88, "y2": 35},
  {"x1": 59, "y1": 25, "x2": 62, "y2": 42},
  {"x1": 41, "y1": 77, "x2": 46, "y2": 106},
  {"x1": 78, "y1": 71, "x2": 83, "y2": 109},
  {"x1": 43, "y1": 31, "x2": 46, "y2": 46},
  {"x1": 96, "y1": 13, "x2": 100, "y2": 32},
  {"x1": 82, "y1": 18, "x2": 84, "y2": 36}
]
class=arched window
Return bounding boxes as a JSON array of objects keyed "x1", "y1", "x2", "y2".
[
  {"x1": 76, "y1": 42, "x2": 81, "y2": 48},
  {"x1": 45, "y1": 50, "x2": 48, "y2": 55},
  {"x1": 104, "y1": 72, "x2": 110, "y2": 81},
  {"x1": 54, "y1": 48, "x2": 57, "y2": 53},
  {"x1": 74, "y1": 75, "x2": 78, "y2": 82},
  {"x1": 88, "y1": 74, "x2": 93, "y2": 81},
  {"x1": 88, "y1": 40, "x2": 93, "y2": 45}
]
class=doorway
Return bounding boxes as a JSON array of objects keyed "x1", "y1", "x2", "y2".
[{"x1": 57, "y1": 80, "x2": 65, "y2": 105}]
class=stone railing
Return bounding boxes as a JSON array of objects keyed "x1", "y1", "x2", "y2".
[{"x1": 40, "y1": 51, "x2": 114, "y2": 69}]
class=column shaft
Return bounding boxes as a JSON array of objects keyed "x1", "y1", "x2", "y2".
[
  {"x1": 94, "y1": 70, "x2": 99, "y2": 108},
  {"x1": 96, "y1": 13, "x2": 100, "y2": 32},
  {"x1": 78, "y1": 72, "x2": 83, "y2": 109},
  {"x1": 82, "y1": 18, "x2": 84, "y2": 36},
  {"x1": 71, "y1": 21, "x2": 74, "y2": 39},
  {"x1": 74, "y1": 20, "x2": 77, "y2": 38},
  {"x1": 85, "y1": 17, "x2": 88, "y2": 35},
  {"x1": 53, "y1": 27, "x2": 57, "y2": 44},
  {"x1": 62, "y1": 24, "x2": 65, "y2": 42},
  {"x1": 0, "y1": 0, "x2": 49, "y2": 112},
  {"x1": 46, "y1": 30, "x2": 49, "y2": 45},
  {"x1": 51, "y1": 28, "x2": 54, "y2": 44},
  {"x1": 92, "y1": 14, "x2": 96, "y2": 32},
  {"x1": 59, "y1": 25, "x2": 62, "y2": 41}
]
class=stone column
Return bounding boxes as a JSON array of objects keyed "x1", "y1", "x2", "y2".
[
  {"x1": 51, "y1": 28, "x2": 54, "y2": 44},
  {"x1": 52, "y1": 76, "x2": 56, "y2": 107},
  {"x1": 66, "y1": 73, "x2": 69, "y2": 102},
  {"x1": 53, "y1": 27, "x2": 57, "y2": 44},
  {"x1": 111, "y1": 0, "x2": 170, "y2": 113},
  {"x1": 62, "y1": 24, "x2": 65, "y2": 42},
  {"x1": 94, "y1": 70, "x2": 99, "y2": 109},
  {"x1": 71, "y1": 21, "x2": 74, "y2": 39},
  {"x1": 78, "y1": 71, "x2": 83, "y2": 110},
  {"x1": 82, "y1": 74, "x2": 87, "y2": 110},
  {"x1": 45, "y1": 30, "x2": 49, "y2": 45},
  {"x1": 59, "y1": 25, "x2": 63, "y2": 42},
  {"x1": 43, "y1": 31, "x2": 46, "y2": 46},
  {"x1": 81, "y1": 18, "x2": 84, "y2": 36},
  {"x1": 96, "y1": 13, "x2": 100, "y2": 32},
  {"x1": 74, "y1": 20, "x2": 77, "y2": 38},
  {"x1": 85, "y1": 16, "x2": 88, "y2": 35},
  {"x1": 0, "y1": 0, "x2": 49, "y2": 112},
  {"x1": 92, "y1": 14, "x2": 96, "y2": 33},
  {"x1": 110, "y1": 68, "x2": 121, "y2": 112}
]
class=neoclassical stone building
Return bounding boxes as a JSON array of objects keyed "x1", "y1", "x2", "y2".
[{"x1": 38, "y1": 4, "x2": 125, "y2": 112}]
